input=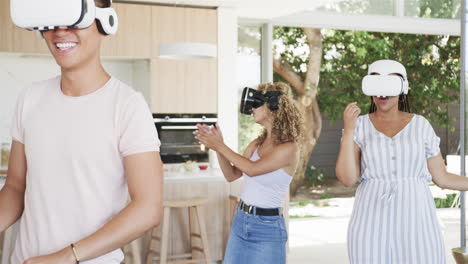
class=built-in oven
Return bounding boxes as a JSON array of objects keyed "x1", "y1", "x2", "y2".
[{"x1": 153, "y1": 114, "x2": 217, "y2": 163}]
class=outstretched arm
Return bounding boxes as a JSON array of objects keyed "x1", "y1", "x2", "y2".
[{"x1": 429, "y1": 153, "x2": 468, "y2": 191}]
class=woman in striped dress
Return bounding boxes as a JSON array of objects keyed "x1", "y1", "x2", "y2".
[{"x1": 336, "y1": 60, "x2": 468, "y2": 264}]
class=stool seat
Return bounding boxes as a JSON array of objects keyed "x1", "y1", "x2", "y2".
[
  {"x1": 146, "y1": 196, "x2": 212, "y2": 264},
  {"x1": 163, "y1": 197, "x2": 208, "y2": 208}
]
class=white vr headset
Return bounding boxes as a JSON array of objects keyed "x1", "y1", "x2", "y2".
[
  {"x1": 10, "y1": 0, "x2": 118, "y2": 35},
  {"x1": 362, "y1": 60, "x2": 409, "y2": 97}
]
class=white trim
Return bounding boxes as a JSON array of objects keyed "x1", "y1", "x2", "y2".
[
  {"x1": 217, "y1": 7, "x2": 238, "y2": 151},
  {"x1": 273, "y1": 11, "x2": 460, "y2": 36},
  {"x1": 238, "y1": 17, "x2": 272, "y2": 26},
  {"x1": 159, "y1": 42, "x2": 217, "y2": 59},
  {"x1": 261, "y1": 23, "x2": 273, "y2": 83},
  {"x1": 394, "y1": 0, "x2": 405, "y2": 17}
]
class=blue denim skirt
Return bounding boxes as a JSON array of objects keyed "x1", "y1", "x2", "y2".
[{"x1": 223, "y1": 205, "x2": 288, "y2": 264}]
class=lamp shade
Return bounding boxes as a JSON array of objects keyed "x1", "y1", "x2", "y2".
[{"x1": 158, "y1": 42, "x2": 217, "y2": 59}]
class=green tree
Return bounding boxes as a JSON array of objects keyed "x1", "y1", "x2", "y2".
[{"x1": 274, "y1": 28, "x2": 460, "y2": 194}]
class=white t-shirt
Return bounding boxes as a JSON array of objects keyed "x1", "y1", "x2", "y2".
[{"x1": 10, "y1": 76, "x2": 160, "y2": 264}]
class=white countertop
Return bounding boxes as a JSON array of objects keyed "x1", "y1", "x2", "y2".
[
  {"x1": 0, "y1": 168, "x2": 226, "y2": 187},
  {"x1": 163, "y1": 168, "x2": 226, "y2": 183}
]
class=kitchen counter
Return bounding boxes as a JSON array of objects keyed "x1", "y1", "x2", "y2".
[
  {"x1": 0, "y1": 167, "x2": 227, "y2": 184},
  {"x1": 164, "y1": 167, "x2": 226, "y2": 183}
]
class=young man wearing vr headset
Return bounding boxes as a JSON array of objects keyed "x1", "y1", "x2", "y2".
[
  {"x1": 195, "y1": 83, "x2": 303, "y2": 264},
  {"x1": 0, "y1": 1, "x2": 163, "y2": 263},
  {"x1": 336, "y1": 59, "x2": 468, "y2": 263}
]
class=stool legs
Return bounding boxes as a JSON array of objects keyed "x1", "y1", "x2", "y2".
[
  {"x1": 131, "y1": 241, "x2": 141, "y2": 264},
  {"x1": 195, "y1": 205, "x2": 212, "y2": 264},
  {"x1": 124, "y1": 240, "x2": 142, "y2": 264},
  {"x1": 189, "y1": 206, "x2": 198, "y2": 259},
  {"x1": 160, "y1": 207, "x2": 171, "y2": 264},
  {"x1": 145, "y1": 228, "x2": 158, "y2": 264},
  {"x1": 145, "y1": 199, "x2": 211, "y2": 264},
  {"x1": 145, "y1": 206, "x2": 171, "y2": 264}
]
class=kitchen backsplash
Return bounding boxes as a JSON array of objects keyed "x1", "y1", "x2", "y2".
[{"x1": 0, "y1": 53, "x2": 151, "y2": 142}]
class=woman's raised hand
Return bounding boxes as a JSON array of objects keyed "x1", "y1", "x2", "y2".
[
  {"x1": 343, "y1": 102, "x2": 361, "y2": 133},
  {"x1": 194, "y1": 123, "x2": 224, "y2": 151}
]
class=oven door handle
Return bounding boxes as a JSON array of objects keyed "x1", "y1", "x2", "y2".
[{"x1": 161, "y1": 125, "x2": 198, "y2": 130}]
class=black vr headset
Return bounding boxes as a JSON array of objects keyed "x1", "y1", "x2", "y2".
[{"x1": 240, "y1": 87, "x2": 282, "y2": 115}]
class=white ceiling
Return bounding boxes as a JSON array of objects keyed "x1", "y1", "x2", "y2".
[
  {"x1": 118, "y1": 0, "x2": 460, "y2": 35},
  {"x1": 118, "y1": 0, "x2": 340, "y2": 20}
]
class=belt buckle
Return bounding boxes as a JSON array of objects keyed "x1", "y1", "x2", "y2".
[{"x1": 242, "y1": 202, "x2": 254, "y2": 214}]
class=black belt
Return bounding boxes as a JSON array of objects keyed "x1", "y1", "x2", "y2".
[{"x1": 239, "y1": 200, "x2": 281, "y2": 216}]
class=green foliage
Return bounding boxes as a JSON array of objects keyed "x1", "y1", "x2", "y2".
[
  {"x1": 434, "y1": 193, "x2": 458, "y2": 208},
  {"x1": 273, "y1": 27, "x2": 460, "y2": 130},
  {"x1": 319, "y1": 193, "x2": 331, "y2": 199},
  {"x1": 237, "y1": 25, "x2": 263, "y2": 153},
  {"x1": 238, "y1": 113, "x2": 263, "y2": 153},
  {"x1": 305, "y1": 165, "x2": 325, "y2": 186},
  {"x1": 238, "y1": 26, "x2": 262, "y2": 55},
  {"x1": 411, "y1": 0, "x2": 460, "y2": 19},
  {"x1": 297, "y1": 200, "x2": 312, "y2": 206},
  {"x1": 319, "y1": 0, "x2": 460, "y2": 19},
  {"x1": 319, "y1": 30, "x2": 459, "y2": 130},
  {"x1": 290, "y1": 215, "x2": 320, "y2": 219},
  {"x1": 294, "y1": 200, "x2": 330, "y2": 207}
]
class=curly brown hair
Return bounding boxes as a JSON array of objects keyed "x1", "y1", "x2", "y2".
[{"x1": 255, "y1": 82, "x2": 304, "y2": 146}]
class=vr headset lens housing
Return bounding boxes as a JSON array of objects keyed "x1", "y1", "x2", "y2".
[
  {"x1": 11, "y1": 0, "x2": 118, "y2": 35},
  {"x1": 361, "y1": 60, "x2": 409, "y2": 97},
  {"x1": 362, "y1": 75, "x2": 406, "y2": 97},
  {"x1": 11, "y1": 0, "x2": 93, "y2": 30},
  {"x1": 240, "y1": 87, "x2": 266, "y2": 115}
]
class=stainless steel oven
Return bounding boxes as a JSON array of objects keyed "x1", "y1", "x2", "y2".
[{"x1": 153, "y1": 114, "x2": 217, "y2": 163}]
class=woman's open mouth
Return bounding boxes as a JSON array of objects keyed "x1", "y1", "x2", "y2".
[{"x1": 377, "y1": 96, "x2": 389, "y2": 103}]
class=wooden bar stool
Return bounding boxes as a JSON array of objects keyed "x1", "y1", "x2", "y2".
[
  {"x1": 123, "y1": 239, "x2": 142, "y2": 264},
  {"x1": 228, "y1": 195, "x2": 240, "y2": 222},
  {"x1": 145, "y1": 197, "x2": 212, "y2": 264}
]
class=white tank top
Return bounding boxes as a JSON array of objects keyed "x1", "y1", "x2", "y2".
[{"x1": 240, "y1": 147, "x2": 293, "y2": 208}]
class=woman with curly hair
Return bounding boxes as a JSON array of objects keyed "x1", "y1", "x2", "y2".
[{"x1": 194, "y1": 82, "x2": 303, "y2": 264}]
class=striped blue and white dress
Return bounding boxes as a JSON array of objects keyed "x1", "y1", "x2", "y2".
[{"x1": 348, "y1": 114, "x2": 445, "y2": 264}]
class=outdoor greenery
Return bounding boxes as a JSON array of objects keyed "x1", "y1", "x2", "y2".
[
  {"x1": 305, "y1": 165, "x2": 325, "y2": 186},
  {"x1": 318, "y1": 30, "x2": 460, "y2": 129},
  {"x1": 290, "y1": 215, "x2": 320, "y2": 219},
  {"x1": 238, "y1": 111, "x2": 262, "y2": 154},
  {"x1": 295, "y1": 200, "x2": 331, "y2": 207},
  {"x1": 434, "y1": 193, "x2": 458, "y2": 208},
  {"x1": 238, "y1": 0, "x2": 460, "y2": 192},
  {"x1": 274, "y1": 27, "x2": 460, "y2": 130}
]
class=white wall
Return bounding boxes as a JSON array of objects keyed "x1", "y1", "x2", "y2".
[
  {"x1": 0, "y1": 53, "x2": 150, "y2": 143},
  {"x1": 237, "y1": 54, "x2": 261, "y2": 88},
  {"x1": 217, "y1": 7, "x2": 239, "y2": 151}
]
